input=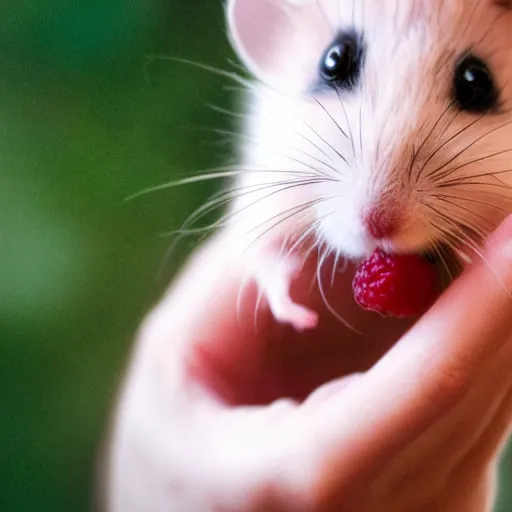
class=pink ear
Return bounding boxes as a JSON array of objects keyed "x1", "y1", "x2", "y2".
[{"x1": 226, "y1": 0, "x2": 307, "y2": 89}]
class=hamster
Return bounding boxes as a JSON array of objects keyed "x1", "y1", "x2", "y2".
[{"x1": 210, "y1": 0, "x2": 512, "y2": 332}]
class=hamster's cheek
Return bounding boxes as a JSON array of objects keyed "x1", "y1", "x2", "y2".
[
  {"x1": 315, "y1": 203, "x2": 372, "y2": 259},
  {"x1": 390, "y1": 228, "x2": 433, "y2": 255}
]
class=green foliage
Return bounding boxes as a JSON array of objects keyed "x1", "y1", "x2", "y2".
[{"x1": 0, "y1": 1, "x2": 510, "y2": 510}]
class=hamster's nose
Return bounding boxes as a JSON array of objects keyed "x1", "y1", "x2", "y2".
[{"x1": 363, "y1": 204, "x2": 401, "y2": 240}]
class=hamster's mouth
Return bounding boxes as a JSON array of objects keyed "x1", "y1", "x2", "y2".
[{"x1": 423, "y1": 245, "x2": 462, "y2": 285}]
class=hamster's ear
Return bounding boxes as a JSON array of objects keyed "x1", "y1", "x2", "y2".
[{"x1": 226, "y1": 0, "x2": 314, "y2": 91}]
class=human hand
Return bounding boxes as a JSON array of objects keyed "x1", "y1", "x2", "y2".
[{"x1": 105, "y1": 216, "x2": 512, "y2": 512}]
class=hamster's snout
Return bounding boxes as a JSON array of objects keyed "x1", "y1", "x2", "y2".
[
  {"x1": 363, "y1": 204, "x2": 401, "y2": 241},
  {"x1": 359, "y1": 198, "x2": 426, "y2": 256},
  {"x1": 317, "y1": 192, "x2": 425, "y2": 259}
]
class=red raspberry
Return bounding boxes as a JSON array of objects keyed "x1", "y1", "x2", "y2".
[{"x1": 352, "y1": 248, "x2": 439, "y2": 318}]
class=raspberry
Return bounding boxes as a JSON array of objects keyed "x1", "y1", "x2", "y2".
[{"x1": 352, "y1": 248, "x2": 439, "y2": 318}]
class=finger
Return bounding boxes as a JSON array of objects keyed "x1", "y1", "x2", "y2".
[
  {"x1": 337, "y1": 333, "x2": 512, "y2": 501},
  {"x1": 462, "y1": 383, "x2": 512, "y2": 477},
  {"x1": 426, "y1": 380, "x2": 512, "y2": 511},
  {"x1": 421, "y1": 331, "x2": 512, "y2": 478},
  {"x1": 302, "y1": 215, "x2": 512, "y2": 500},
  {"x1": 438, "y1": 334, "x2": 512, "y2": 481},
  {"x1": 302, "y1": 373, "x2": 363, "y2": 406}
]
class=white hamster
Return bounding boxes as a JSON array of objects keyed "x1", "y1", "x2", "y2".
[{"x1": 209, "y1": 0, "x2": 512, "y2": 331}]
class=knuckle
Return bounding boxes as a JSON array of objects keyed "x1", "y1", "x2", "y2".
[{"x1": 429, "y1": 356, "x2": 476, "y2": 407}]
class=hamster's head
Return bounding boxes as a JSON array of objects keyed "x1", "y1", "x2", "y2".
[{"x1": 226, "y1": 0, "x2": 512, "y2": 260}]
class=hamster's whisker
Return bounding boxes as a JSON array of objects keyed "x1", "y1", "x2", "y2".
[
  {"x1": 407, "y1": 144, "x2": 418, "y2": 183},
  {"x1": 423, "y1": 203, "x2": 473, "y2": 243},
  {"x1": 436, "y1": 181, "x2": 512, "y2": 196},
  {"x1": 144, "y1": 55, "x2": 254, "y2": 90},
  {"x1": 434, "y1": 196, "x2": 495, "y2": 234},
  {"x1": 296, "y1": 133, "x2": 345, "y2": 173},
  {"x1": 426, "y1": 119, "x2": 512, "y2": 180},
  {"x1": 297, "y1": 116, "x2": 352, "y2": 172},
  {"x1": 275, "y1": 216, "x2": 334, "y2": 302},
  {"x1": 171, "y1": 197, "x2": 330, "y2": 277},
  {"x1": 245, "y1": 199, "x2": 331, "y2": 238},
  {"x1": 281, "y1": 218, "x2": 327, "y2": 267},
  {"x1": 221, "y1": 85, "x2": 251, "y2": 94},
  {"x1": 433, "y1": 148, "x2": 512, "y2": 182},
  {"x1": 430, "y1": 201, "x2": 501, "y2": 291},
  {"x1": 124, "y1": 167, "x2": 249, "y2": 201},
  {"x1": 428, "y1": 198, "x2": 490, "y2": 242},
  {"x1": 418, "y1": 113, "x2": 485, "y2": 181},
  {"x1": 431, "y1": 242, "x2": 454, "y2": 282},
  {"x1": 358, "y1": 85, "x2": 364, "y2": 162},
  {"x1": 423, "y1": 224, "x2": 456, "y2": 282},
  {"x1": 312, "y1": 96, "x2": 354, "y2": 171},
  {"x1": 251, "y1": 237, "x2": 290, "y2": 334},
  {"x1": 420, "y1": 102, "x2": 455, "y2": 153},
  {"x1": 427, "y1": 221, "x2": 461, "y2": 258},
  {"x1": 210, "y1": 127, "x2": 337, "y2": 179},
  {"x1": 427, "y1": 214, "x2": 483, "y2": 264},
  {"x1": 316, "y1": 243, "x2": 361, "y2": 334},
  {"x1": 182, "y1": 178, "x2": 334, "y2": 234},
  {"x1": 239, "y1": 199, "x2": 331, "y2": 258},
  {"x1": 331, "y1": 245, "x2": 346, "y2": 287},
  {"x1": 411, "y1": 102, "x2": 454, "y2": 181},
  {"x1": 215, "y1": 173, "x2": 333, "y2": 196},
  {"x1": 431, "y1": 192, "x2": 511, "y2": 215},
  {"x1": 209, "y1": 104, "x2": 340, "y2": 169},
  {"x1": 313, "y1": 96, "x2": 349, "y2": 141},
  {"x1": 302, "y1": 233, "x2": 324, "y2": 277},
  {"x1": 161, "y1": 178, "x2": 332, "y2": 269},
  {"x1": 446, "y1": 230, "x2": 506, "y2": 292},
  {"x1": 208, "y1": 173, "x2": 335, "y2": 205},
  {"x1": 438, "y1": 166, "x2": 512, "y2": 187},
  {"x1": 124, "y1": 167, "x2": 318, "y2": 202},
  {"x1": 424, "y1": 204, "x2": 507, "y2": 290},
  {"x1": 335, "y1": 89, "x2": 357, "y2": 158},
  {"x1": 475, "y1": 161, "x2": 509, "y2": 187},
  {"x1": 144, "y1": 54, "x2": 300, "y2": 102},
  {"x1": 430, "y1": 105, "x2": 462, "y2": 147},
  {"x1": 436, "y1": 182, "x2": 512, "y2": 207},
  {"x1": 225, "y1": 58, "x2": 248, "y2": 74}
]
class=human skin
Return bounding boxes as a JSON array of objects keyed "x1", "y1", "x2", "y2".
[{"x1": 104, "y1": 216, "x2": 512, "y2": 512}]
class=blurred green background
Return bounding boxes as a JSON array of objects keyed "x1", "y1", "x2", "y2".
[{"x1": 0, "y1": 1, "x2": 510, "y2": 511}]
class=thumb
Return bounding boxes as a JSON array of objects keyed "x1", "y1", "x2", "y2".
[{"x1": 299, "y1": 215, "x2": 512, "y2": 500}]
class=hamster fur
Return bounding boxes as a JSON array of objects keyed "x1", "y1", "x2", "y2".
[{"x1": 219, "y1": 0, "x2": 512, "y2": 331}]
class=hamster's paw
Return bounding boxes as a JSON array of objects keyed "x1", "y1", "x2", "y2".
[
  {"x1": 255, "y1": 253, "x2": 318, "y2": 332},
  {"x1": 267, "y1": 294, "x2": 319, "y2": 332}
]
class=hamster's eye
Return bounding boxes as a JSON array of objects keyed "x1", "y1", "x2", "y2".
[
  {"x1": 453, "y1": 54, "x2": 499, "y2": 113},
  {"x1": 319, "y1": 33, "x2": 361, "y2": 88}
]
